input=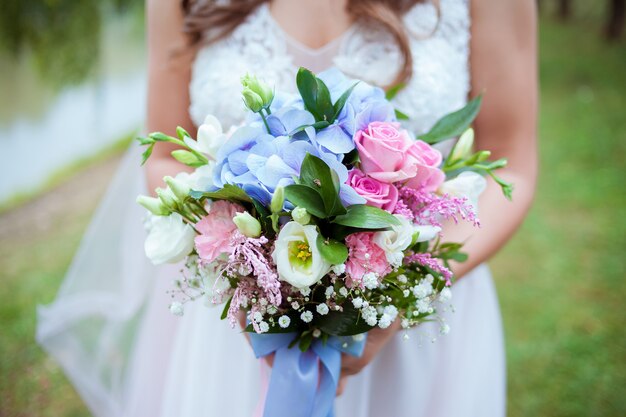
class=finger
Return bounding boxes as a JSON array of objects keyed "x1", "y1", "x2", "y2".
[
  {"x1": 263, "y1": 353, "x2": 275, "y2": 367},
  {"x1": 336, "y1": 376, "x2": 348, "y2": 396}
]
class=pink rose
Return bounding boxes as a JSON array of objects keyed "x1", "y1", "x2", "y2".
[
  {"x1": 195, "y1": 201, "x2": 243, "y2": 262},
  {"x1": 347, "y1": 169, "x2": 398, "y2": 211},
  {"x1": 355, "y1": 121, "x2": 418, "y2": 183},
  {"x1": 354, "y1": 121, "x2": 445, "y2": 192},
  {"x1": 405, "y1": 140, "x2": 446, "y2": 192},
  {"x1": 345, "y1": 232, "x2": 391, "y2": 289}
]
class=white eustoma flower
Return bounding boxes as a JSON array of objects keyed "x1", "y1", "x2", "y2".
[
  {"x1": 144, "y1": 213, "x2": 196, "y2": 265},
  {"x1": 272, "y1": 222, "x2": 331, "y2": 288},
  {"x1": 438, "y1": 171, "x2": 487, "y2": 213},
  {"x1": 176, "y1": 162, "x2": 216, "y2": 193},
  {"x1": 412, "y1": 225, "x2": 441, "y2": 243},
  {"x1": 185, "y1": 114, "x2": 227, "y2": 160},
  {"x1": 373, "y1": 214, "x2": 414, "y2": 267}
]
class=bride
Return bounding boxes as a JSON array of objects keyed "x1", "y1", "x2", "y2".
[{"x1": 37, "y1": 0, "x2": 537, "y2": 416}]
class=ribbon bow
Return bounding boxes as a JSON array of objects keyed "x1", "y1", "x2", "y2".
[{"x1": 250, "y1": 331, "x2": 367, "y2": 417}]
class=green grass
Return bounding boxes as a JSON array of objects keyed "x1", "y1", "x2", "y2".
[
  {"x1": 492, "y1": 13, "x2": 626, "y2": 417},
  {"x1": 1, "y1": 12, "x2": 625, "y2": 417}
]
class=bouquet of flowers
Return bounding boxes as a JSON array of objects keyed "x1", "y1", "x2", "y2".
[{"x1": 136, "y1": 67, "x2": 511, "y2": 416}]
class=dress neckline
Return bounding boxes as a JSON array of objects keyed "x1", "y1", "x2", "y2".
[{"x1": 261, "y1": 3, "x2": 357, "y2": 57}]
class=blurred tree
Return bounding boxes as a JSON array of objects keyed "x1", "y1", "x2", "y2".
[
  {"x1": 558, "y1": 0, "x2": 572, "y2": 20},
  {"x1": 0, "y1": 0, "x2": 143, "y2": 90},
  {"x1": 606, "y1": 0, "x2": 625, "y2": 40}
]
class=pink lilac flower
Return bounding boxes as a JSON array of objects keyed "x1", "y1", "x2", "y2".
[
  {"x1": 195, "y1": 201, "x2": 243, "y2": 262},
  {"x1": 397, "y1": 186, "x2": 480, "y2": 228},
  {"x1": 404, "y1": 252, "x2": 453, "y2": 286},
  {"x1": 227, "y1": 232, "x2": 282, "y2": 307},
  {"x1": 345, "y1": 232, "x2": 391, "y2": 288}
]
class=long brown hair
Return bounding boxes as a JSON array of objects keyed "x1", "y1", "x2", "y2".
[{"x1": 181, "y1": 0, "x2": 438, "y2": 88}]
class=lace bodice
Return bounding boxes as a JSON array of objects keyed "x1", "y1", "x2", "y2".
[{"x1": 189, "y1": 0, "x2": 470, "y2": 135}]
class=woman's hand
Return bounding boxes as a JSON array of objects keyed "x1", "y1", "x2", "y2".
[{"x1": 336, "y1": 319, "x2": 401, "y2": 396}]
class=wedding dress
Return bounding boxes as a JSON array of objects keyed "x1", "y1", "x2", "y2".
[{"x1": 37, "y1": 1, "x2": 506, "y2": 416}]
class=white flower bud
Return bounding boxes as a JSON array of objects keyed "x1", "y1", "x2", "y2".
[
  {"x1": 136, "y1": 195, "x2": 170, "y2": 216},
  {"x1": 242, "y1": 87, "x2": 264, "y2": 113},
  {"x1": 232, "y1": 211, "x2": 262, "y2": 238},
  {"x1": 164, "y1": 175, "x2": 191, "y2": 202},
  {"x1": 156, "y1": 187, "x2": 177, "y2": 209},
  {"x1": 449, "y1": 128, "x2": 474, "y2": 162},
  {"x1": 291, "y1": 207, "x2": 311, "y2": 225},
  {"x1": 271, "y1": 186, "x2": 285, "y2": 213}
]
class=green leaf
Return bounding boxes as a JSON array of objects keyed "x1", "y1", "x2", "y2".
[
  {"x1": 395, "y1": 109, "x2": 410, "y2": 120},
  {"x1": 299, "y1": 154, "x2": 346, "y2": 217},
  {"x1": 284, "y1": 184, "x2": 327, "y2": 218},
  {"x1": 316, "y1": 234, "x2": 349, "y2": 265},
  {"x1": 315, "y1": 78, "x2": 334, "y2": 121},
  {"x1": 419, "y1": 95, "x2": 483, "y2": 144},
  {"x1": 189, "y1": 184, "x2": 252, "y2": 203},
  {"x1": 140, "y1": 143, "x2": 154, "y2": 166},
  {"x1": 288, "y1": 120, "x2": 330, "y2": 136},
  {"x1": 299, "y1": 332, "x2": 314, "y2": 352},
  {"x1": 149, "y1": 132, "x2": 177, "y2": 142},
  {"x1": 176, "y1": 126, "x2": 190, "y2": 140},
  {"x1": 317, "y1": 302, "x2": 374, "y2": 336},
  {"x1": 343, "y1": 149, "x2": 360, "y2": 166},
  {"x1": 332, "y1": 81, "x2": 358, "y2": 122},
  {"x1": 385, "y1": 82, "x2": 406, "y2": 100},
  {"x1": 297, "y1": 68, "x2": 324, "y2": 121},
  {"x1": 171, "y1": 150, "x2": 206, "y2": 168},
  {"x1": 136, "y1": 136, "x2": 155, "y2": 146},
  {"x1": 296, "y1": 67, "x2": 334, "y2": 122},
  {"x1": 332, "y1": 205, "x2": 401, "y2": 229},
  {"x1": 220, "y1": 297, "x2": 232, "y2": 320}
]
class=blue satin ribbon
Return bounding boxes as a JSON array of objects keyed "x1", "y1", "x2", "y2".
[{"x1": 250, "y1": 331, "x2": 367, "y2": 417}]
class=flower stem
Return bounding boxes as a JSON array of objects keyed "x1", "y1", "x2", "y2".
[{"x1": 260, "y1": 110, "x2": 271, "y2": 134}]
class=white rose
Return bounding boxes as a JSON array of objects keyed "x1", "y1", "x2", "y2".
[
  {"x1": 184, "y1": 115, "x2": 227, "y2": 160},
  {"x1": 144, "y1": 213, "x2": 196, "y2": 265},
  {"x1": 271, "y1": 222, "x2": 331, "y2": 288},
  {"x1": 373, "y1": 215, "x2": 414, "y2": 267},
  {"x1": 438, "y1": 171, "x2": 487, "y2": 213}
]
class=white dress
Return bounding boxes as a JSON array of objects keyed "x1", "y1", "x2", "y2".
[{"x1": 37, "y1": 1, "x2": 506, "y2": 416}]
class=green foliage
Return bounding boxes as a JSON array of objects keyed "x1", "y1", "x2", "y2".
[
  {"x1": 298, "y1": 154, "x2": 345, "y2": 217},
  {"x1": 0, "y1": 0, "x2": 144, "y2": 90},
  {"x1": 296, "y1": 67, "x2": 355, "y2": 125},
  {"x1": 316, "y1": 302, "x2": 374, "y2": 336},
  {"x1": 419, "y1": 95, "x2": 482, "y2": 144},
  {"x1": 332, "y1": 204, "x2": 400, "y2": 229},
  {"x1": 189, "y1": 184, "x2": 252, "y2": 204},
  {"x1": 315, "y1": 234, "x2": 349, "y2": 265},
  {"x1": 284, "y1": 184, "x2": 327, "y2": 218}
]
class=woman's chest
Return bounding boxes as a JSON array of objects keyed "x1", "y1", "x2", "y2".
[{"x1": 189, "y1": 0, "x2": 471, "y2": 135}]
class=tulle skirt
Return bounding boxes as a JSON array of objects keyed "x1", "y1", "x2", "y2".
[{"x1": 37, "y1": 146, "x2": 506, "y2": 417}]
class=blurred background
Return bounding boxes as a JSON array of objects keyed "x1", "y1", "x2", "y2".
[{"x1": 0, "y1": 0, "x2": 624, "y2": 416}]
